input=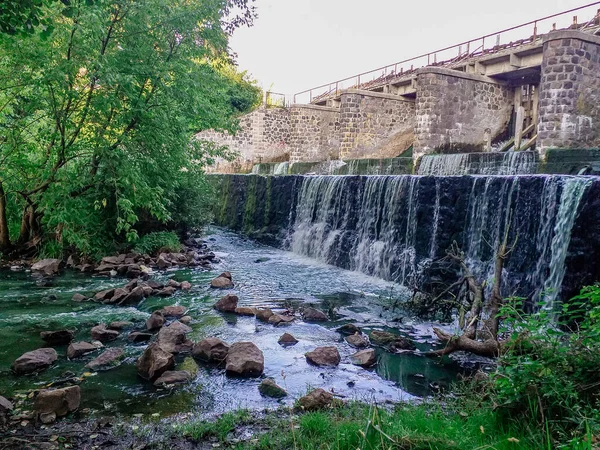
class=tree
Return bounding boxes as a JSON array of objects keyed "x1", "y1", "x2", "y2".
[{"x1": 0, "y1": 0, "x2": 260, "y2": 258}]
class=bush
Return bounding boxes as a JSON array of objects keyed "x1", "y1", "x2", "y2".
[
  {"x1": 493, "y1": 286, "x2": 600, "y2": 443},
  {"x1": 133, "y1": 231, "x2": 181, "y2": 255}
]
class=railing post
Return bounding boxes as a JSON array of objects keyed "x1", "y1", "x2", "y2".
[
  {"x1": 533, "y1": 20, "x2": 537, "y2": 40},
  {"x1": 309, "y1": 90, "x2": 312, "y2": 103},
  {"x1": 357, "y1": 75, "x2": 361, "y2": 87}
]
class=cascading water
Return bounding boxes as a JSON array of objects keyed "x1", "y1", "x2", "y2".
[{"x1": 417, "y1": 151, "x2": 538, "y2": 176}]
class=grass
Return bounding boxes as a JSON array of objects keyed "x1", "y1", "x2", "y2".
[{"x1": 173, "y1": 409, "x2": 253, "y2": 442}]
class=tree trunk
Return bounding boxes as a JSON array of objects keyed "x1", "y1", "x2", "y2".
[{"x1": 0, "y1": 181, "x2": 11, "y2": 251}]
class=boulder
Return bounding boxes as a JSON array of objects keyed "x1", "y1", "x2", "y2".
[
  {"x1": 157, "y1": 321, "x2": 192, "y2": 353},
  {"x1": 101, "y1": 255, "x2": 125, "y2": 265},
  {"x1": 11, "y1": 348, "x2": 58, "y2": 375},
  {"x1": 90, "y1": 325, "x2": 119, "y2": 343},
  {"x1": 156, "y1": 256, "x2": 171, "y2": 270},
  {"x1": 157, "y1": 286, "x2": 177, "y2": 297},
  {"x1": 166, "y1": 279, "x2": 181, "y2": 289},
  {"x1": 85, "y1": 348, "x2": 125, "y2": 371},
  {"x1": 214, "y1": 294, "x2": 238, "y2": 313},
  {"x1": 302, "y1": 307, "x2": 329, "y2": 322},
  {"x1": 153, "y1": 371, "x2": 191, "y2": 387},
  {"x1": 31, "y1": 259, "x2": 62, "y2": 276},
  {"x1": 128, "y1": 332, "x2": 153, "y2": 343},
  {"x1": 67, "y1": 341, "x2": 101, "y2": 359},
  {"x1": 146, "y1": 280, "x2": 164, "y2": 290},
  {"x1": 108, "y1": 321, "x2": 132, "y2": 330},
  {"x1": 305, "y1": 346, "x2": 341, "y2": 367},
  {"x1": 345, "y1": 333, "x2": 369, "y2": 349},
  {"x1": 136, "y1": 343, "x2": 175, "y2": 380},
  {"x1": 94, "y1": 288, "x2": 115, "y2": 302},
  {"x1": 210, "y1": 272, "x2": 233, "y2": 289},
  {"x1": 337, "y1": 324, "x2": 362, "y2": 335},
  {"x1": 40, "y1": 330, "x2": 74, "y2": 346},
  {"x1": 225, "y1": 342, "x2": 264, "y2": 377},
  {"x1": 34, "y1": 386, "x2": 80, "y2": 420},
  {"x1": 255, "y1": 308, "x2": 274, "y2": 322},
  {"x1": 370, "y1": 331, "x2": 415, "y2": 351},
  {"x1": 119, "y1": 286, "x2": 146, "y2": 305},
  {"x1": 105, "y1": 288, "x2": 129, "y2": 305},
  {"x1": 350, "y1": 349, "x2": 377, "y2": 368},
  {"x1": 0, "y1": 395, "x2": 13, "y2": 427},
  {"x1": 146, "y1": 311, "x2": 165, "y2": 331},
  {"x1": 297, "y1": 388, "x2": 334, "y2": 411},
  {"x1": 179, "y1": 315, "x2": 193, "y2": 324},
  {"x1": 258, "y1": 378, "x2": 287, "y2": 398},
  {"x1": 180, "y1": 281, "x2": 192, "y2": 290},
  {"x1": 161, "y1": 305, "x2": 188, "y2": 318},
  {"x1": 234, "y1": 306, "x2": 256, "y2": 316},
  {"x1": 192, "y1": 338, "x2": 229, "y2": 363},
  {"x1": 268, "y1": 314, "x2": 295, "y2": 326},
  {"x1": 71, "y1": 293, "x2": 87, "y2": 302},
  {"x1": 278, "y1": 333, "x2": 299, "y2": 346}
]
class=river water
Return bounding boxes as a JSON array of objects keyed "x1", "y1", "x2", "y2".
[{"x1": 0, "y1": 229, "x2": 468, "y2": 419}]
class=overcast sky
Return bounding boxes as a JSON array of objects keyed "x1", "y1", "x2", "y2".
[{"x1": 229, "y1": 0, "x2": 598, "y2": 97}]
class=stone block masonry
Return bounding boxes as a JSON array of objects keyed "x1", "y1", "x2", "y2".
[
  {"x1": 288, "y1": 104, "x2": 339, "y2": 162},
  {"x1": 538, "y1": 31, "x2": 600, "y2": 155},
  {"x1": 414, "y1": 67, "x2": 513, "y2": 160}
]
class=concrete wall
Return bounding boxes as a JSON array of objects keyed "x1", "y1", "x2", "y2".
[
  {"x1": 288, "y1": 104, "x2": 340, "y2": 162},
  {"x1": 338, "y1": 90, "x2": 415, "y2": 159},
  {"x1": 413, "y1": 67, "x2": 513, "y2": 159},
  {"x1": 538, "y1": 31, "x2": 600, "y2": 155},
  {"x1": 197, "y1": 107, "x2": 291, "y2": 173}
]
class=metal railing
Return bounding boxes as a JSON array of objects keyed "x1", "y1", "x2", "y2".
[{"x1": 293, "y1": 2, "x2": 600, "y2": 104}]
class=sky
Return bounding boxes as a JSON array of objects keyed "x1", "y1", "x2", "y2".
[{"x1": 228, "y1": 0, "x2": 599, "y2": 98}]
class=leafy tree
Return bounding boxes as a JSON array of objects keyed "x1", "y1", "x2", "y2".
[{"x1": 0, "y1": 0, "x2": 260, "y2": 258}]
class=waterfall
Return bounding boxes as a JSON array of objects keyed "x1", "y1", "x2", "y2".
[
  {"x1": 417, "y1": 151, "x2": 538, "y2": 176},
  {"x1": 273, "y1": 162, "x2": 289, "y2": 175},
  {"x1": 284, "y1": 174, "x2": 594, "y2": 304}
]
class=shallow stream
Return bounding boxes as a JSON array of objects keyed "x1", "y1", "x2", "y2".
[{"x1": 0, "y1": 229, "x2": 470, "y2": 419}]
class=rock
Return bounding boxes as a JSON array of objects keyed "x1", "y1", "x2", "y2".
[
  {"x1": 268, "y1": 314, "x2": 294, "y2": 326},
  {"x1": 305, "y1": 346, "x2": 341, "y2": 367},
  {"x1": 214, "y1": 294, "x2": 238, "y2": 312},
  {"x1": 11, "y1": 348, "x2": 58, "y2": 375},
  {"x1": 337, "y1": 324, "x2": 362, "y2": 335},
  {"x1": 370, "y1": 331, "x2": 415, "y2": 350},
  {"x1": 161, "y1": 305, "x2": 188, "y2": 318},
  {"x1": 90, "y1": 325, "x2": 119, "y2": 343},
  {"x1": 192, "y1": 338, "x2": 229, "y2": 363},
  {"x1": 94, "y1": 288, "x2": 115, "y2": 302},
  {"x1": 297, "y1": 388, "x2": 334, "y2": 411},
  {"x1": 101, "y1": 255, "x2": 125, "y2": 265},
  {"x1": 71, "y1": 293, "x2": 87, "y2": 302},
  {"x1": 166, "y1": 279, "x2": 181, "y2": 289},
  {"x1": 85, "y1": 348, "x2": 125, "y2": 371},
  {"x1": 210, "y1": 272, "x2": 233, "y2": 289},
  {"x1": 67, "y1": 341, "x2": 101, "y2": 359},
  {"x1": 177, "y1": 357, "x2": 199, "y2": 377},
  {"x1": 157, "y1": 321, "x2": 192, "y2": 353},
  {"x1": 40, "y1": 330, "x2": 74, "y2": 346},
  {"x1": 31, "y1": 259, "x2": 62, "y2": 276},
  {"x1": 119, "y1": 286, "x2": 146, "y2": 305},
  {"x1": 108, "y1": 321, "x2": 132, "y2": 330},
  {"x1": 156, "y1": 256, "x2": 171, "y2": 270},
  {"x1": 0, "y1": 395, "x2": 13, "y2": 426},
  {"x1": 105, "y1": 288, "x2": 129, "y2": 305},
  {"x1": 146, "y1": 280, "x2": 164, "y2": 290},
  {"x1": 345, "y1": 333, "x2": 369, "y2": 349},
  {"x1": 255, "y1": 308, "x2": 274, "y2": 322},
  {"x1": 34, "y1": 386, "x2": 80, "y2": 419},
  {"x1": 95, "y1": 264, "x2": 117, "y2": 273},
  {"x1": 128, "y1": 332, "x2": 153, "y2": 343},
  {"x1": 179, "y1": 315, "x2": 193, "y2": 324},
  {"x1": 234, "y1": 306, "x2": 256, "y2": 316},
  {"x1": 153, "y1": 371, "x2": 191, "y2": 387},
  {"x1": 146, "y1": 311, "x2": 165, "y2": 331},
  {"x1": 40, "y1": 412, "x2": 57, "y2": 424},
  {"x1": 278, "y1": 333, "x2": 299, "y2": 346},
  {"x1": 350, "y1": 349, "x2": 377, "y2": 367},
  {"x1": 258, "y1": 379, "x2": 287, "y2": 398},
  {"x1": 136, "y1": 343, "x2": 175, "y2": 380},
  {"x1": 225, "y1": 342, "x2": 264, "y2": 377},
  {"x1": 157, "y1": 286, "x2": 177, "y2": 297},
  {"x1": 302, "y1": 307, "x2": 329, "y2": 322},
  {"x1": 180, "y1": 281, "x2": 192, "y2": 290}
]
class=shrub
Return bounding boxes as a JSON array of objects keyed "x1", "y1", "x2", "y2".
[{"x1": 133, "y1": 231, "x2": 181, "y2": 255}]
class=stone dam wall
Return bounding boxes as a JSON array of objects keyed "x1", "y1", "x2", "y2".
[{"x1": 210, "y1": 174, "x2": 600, "y2": 305}]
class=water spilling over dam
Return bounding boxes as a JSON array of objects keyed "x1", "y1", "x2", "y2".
[{"x1": 213, "y1": 173, "x2": 600, "y2": 308}]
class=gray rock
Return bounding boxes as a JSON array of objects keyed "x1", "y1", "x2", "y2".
[
  {"x1": 94, "y1": 288, "x2": 115, "y2": 302},
  {"x1": 278, "y1": 333, "x2": 299, "y2": 346},
  {"x1": 90, "y1": 325, "x2": 119, "y2": 343},
  {"x1": 108, "y1": 321, "x2": 132, "y2": 330},
  {"x1": 235, "y1": 306, "x2": 256, "y2": 316},
  {"x1": 12, "y1": 348, "x2": 58, "y2": 375},
  {"x1": 34, "y1": 386, "x2": 80, "y2": 419},
  {"x1": 305, "y1": 346, "x2": 341, "y2": 367},
  {"x1": 128, "y1": 332, "x2": 153, "y2": 343},
  {"x1": 214, "y1": 294, "x2": 238, "y2": 312},
  {"x1": 255, "y1": 308, "x2": 274, "y2": 322},
  {"x1": 146, "y1": 311, "x2": 165, "y2": 331},
  {"x1": 297, "y1": 388, "x2": 334, "y2": 411},
  {"x1": 180, "y1": 281, "x2": 192, "y2": 290},
  {"x1": 31, "y1": 259, "x2": 62, "y2": 276},
  {"x1": 258, "y1": 378, "x2": 287, "y2": 398},
  {"x1": 119, "y1": 286, "x2": 146, "y2": 305},
  {"x1": 85, "y1": 348, "x2": 125, "y2": 371},
  {"x1": 225, "y1": 342, "x2": 264, "y2": 377},
  {"x1": 161, "y1": 305, "x2": 188, "y2": 318},
  {"x1": 153, "y1": 370, "x2": 191, "y2": 386},
  {"x1": 40, "y1": 330, "x2": 74, "y2": 346},
  {"x1": 67, "y1": 341, "x2": 101, "y2": 359},
  {"x1": 302, "y1": 307, "x2": 329, "y2": 322},
  {"x1": 350, "y1": 349, "x2": 377, "y2": 367},
  {"x1": 136, "y1": 343, "x2": 175, "y2": 380},
  {"x1": 345, "y1": 333, "x2": 369, "y2": 349},
  {"x1": 336, "y1": 324, "x2": 362, "y2": 335},
  {"x1": 157, "y1": 286, "x2": 177, "y2": 297},
  {"x1": 157, "y1": 321, "x2": 192, "y2": 353},
  {"x1": 268, "y1": 314, "x2": 295, "y2": 326},
  {"x1": 193, "y1": 337, "x2": 230, "y2": 363},
  {"x1": 71, "y1": 293, "x2": 87, "y2": 302},
  {"x1": 210, "y1": 272, "x2": 233, "y2": 289}
]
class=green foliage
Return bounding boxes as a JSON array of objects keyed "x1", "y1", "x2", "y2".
[
  {"x1": 493, "y1": 287, "x2": 600, "y2": 444},
  {"x1": 133, "y1": 231, "x2": 180, "y2": 255},
  {"x1": 174, "y1": 409, "x2": 251, "y2": 442},
  {"x1": 0, "y1": 0, "x2": 57, "y2": 36},
  {"x1": 0, "y1": 0, "x2": 261, "y2": 258}
]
